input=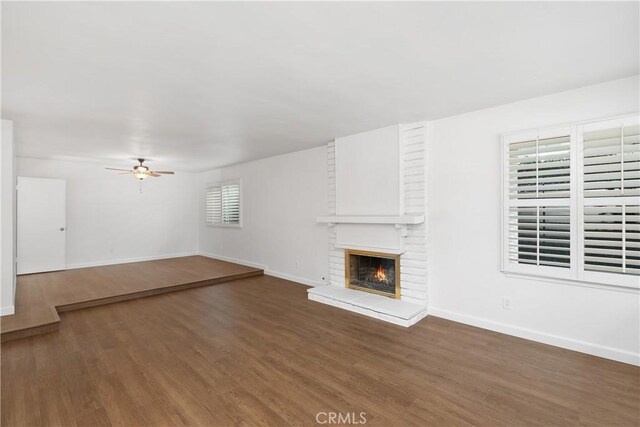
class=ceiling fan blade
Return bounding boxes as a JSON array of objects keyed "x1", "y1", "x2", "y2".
[
  {"x1": 148, "y1": 173, "x2": 162, "y2": 177},
  {"x1": 150, "y1": 171, "x2": 175, "y2": 175},
  {"x1": 105, "y1": 167, "x2": 132, "y2": 172},
  {"x1": 118, "y1": 171, "x2": 133, "y2": 175}
]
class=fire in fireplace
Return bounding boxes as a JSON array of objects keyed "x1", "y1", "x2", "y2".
[{"x1": 345, "y1": 250, "x2": 399, "y2": 299}]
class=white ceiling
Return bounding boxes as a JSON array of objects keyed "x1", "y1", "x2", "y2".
[{"x1": 2, "y1": 2, "x2": 638, "y2": 172}]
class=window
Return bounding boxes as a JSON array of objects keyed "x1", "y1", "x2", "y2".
[
  {"x1": 502, "y1": 115, "x2": 639, "y2": 288},
  {"x1": 206, "y1": 181, "x2": 241, "y2": 227}
]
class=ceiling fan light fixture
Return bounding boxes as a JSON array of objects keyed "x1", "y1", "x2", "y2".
[{"x1": 106, "y1": 158, "x2": 174, "y2": 180}]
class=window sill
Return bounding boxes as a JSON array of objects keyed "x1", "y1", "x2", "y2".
[
  {"x1": 206, "y1": 223, "x2": 242, "y2": 228},
  {"x1": 502, "y1": 270, "x2": 639, "y2": 294}
]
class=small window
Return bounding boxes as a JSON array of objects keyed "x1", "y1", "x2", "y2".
[{"x1": 206, "y1": 181, "x2": 241, "y2": 227}]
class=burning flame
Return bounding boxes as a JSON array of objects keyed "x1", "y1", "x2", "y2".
[{"x1": 373, "y1": 265, "x2": 387, "y2": 282}]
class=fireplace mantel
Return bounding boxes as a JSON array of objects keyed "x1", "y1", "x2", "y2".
[{"x1": 316, "y1": 214, "x2": 424, "y2": 226}]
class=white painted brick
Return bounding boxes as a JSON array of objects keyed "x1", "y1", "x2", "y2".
[
  {"x1": 404, "y1": 238, "x2": 426, "y2": 247},
  {"x1": 404, "y1": 206, "x2": 425, "y2": 214},
  {"x1": 404, "y1": 151, "x2": 424, "y2": 161},
  {"x1": 406, "y1": 227, "x2": 426, "y2": 237},
  {"x1": 404, "y1": 174, "x2": 423, "y2": 184},
  {"x1": 400, "y1": 295, "x2": 425, "y2": 306},
  {"x1": 403, "y1": 144, "x2": 424, "y2": 154},
  {"x1": 402, "y1": 251, "x2": 427, "y2": 261},
  {"x1": 401, "y1": 266, "x2": 427, "y2": 276},
  {"x1": 404, "y1": 158, "x2": 424, "y2": 168},
  {"x1": 404, "y1": 243, "x2": 426, "y2": 253},
  {"x1": 401, "y1": 260, "x2": 427, "y2": 269},
  {"x1": 401, "y1": 283, "x2": 427, "y2": 293},
  {"x1": 404, "y1": 189, "x2": 425, "y2": 199},
  {"x1": 404, "y1": 200, "x2": 424, "y2": 208},
  {"x1": 405, "y1": 182, "x2": 425, "y2": 191},
  {"x1": 321, "y1": 124, "x2": 429, "y2": 312},
  {"x1": 401, "y1": 273, "x2": 427, "y2": 284},
  {"x1": 401, "y1": 288, "x2": 427, "y2": 299}
]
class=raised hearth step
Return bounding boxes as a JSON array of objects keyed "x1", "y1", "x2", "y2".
[{"x1": 307, "y1": 286, "x2": 427, "y2": 327}]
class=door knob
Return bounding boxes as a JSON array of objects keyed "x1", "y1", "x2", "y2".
[{"x1": 60, "y1": 227, "x2": 65, "y2": 231}]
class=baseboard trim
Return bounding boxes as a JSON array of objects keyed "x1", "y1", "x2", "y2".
[
  {"x1": 198, "y1": 252, "x2": 326, "y2": 288},
  {"x1": 265, "y1": 270, "x2": 325, "y2": 288},
  {"x1": 1, "y1": 305, "x2": 15, "y2": 316},
  {"x1": 64, "y1": 252, "x2": 199, "y2": 270},
  {"x1": 199, "y1": 252, "x2": 267, "y2": 270},
  {"x1": 429, "y1": 307, "x2": 640, "y2": 366}
]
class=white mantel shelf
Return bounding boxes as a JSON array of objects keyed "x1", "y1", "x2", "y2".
[{"x1": 316, "y1": 215, "x2": 424, "y2": 226}]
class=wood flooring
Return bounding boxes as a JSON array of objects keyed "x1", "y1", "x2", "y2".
[
  {"x1": 2, "y1": 274, "x2": 638, "y2": 426},
  {"x1": 0, "y1": 256, "x2": 262, "y2": 342}
]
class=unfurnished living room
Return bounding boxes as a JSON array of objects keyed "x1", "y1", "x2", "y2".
[{"x1": 0, "y1": 1, "x2": 639, "y2": 426}]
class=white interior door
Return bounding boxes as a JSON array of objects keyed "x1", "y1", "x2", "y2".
[{"x1": 17, "y1": 177, "x2": 66, "y2": 275}]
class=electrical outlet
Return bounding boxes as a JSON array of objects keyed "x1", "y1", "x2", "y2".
[{"x1": 503, "y1": 296, "x2": 512, "y2": 310}]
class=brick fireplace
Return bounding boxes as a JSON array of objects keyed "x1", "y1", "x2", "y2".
[{"x1": 308, "y1": 122, "x2": 428, "y2": 327}]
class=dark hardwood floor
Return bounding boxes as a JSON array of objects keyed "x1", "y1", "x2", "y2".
[
  {"x1": 2, "y1": 275, "x2": 638, "y2": 426},
  {"x1": 1, "y1": 256, "x2": 262, "y2": 342}
]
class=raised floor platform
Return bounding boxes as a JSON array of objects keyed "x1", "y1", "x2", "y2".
[
  {"x1": 307, "y1": 285, "x2": 427, "y2": 327},
  {"x1": 0, "y1": 256, "x2": 263, "y2": 342}
]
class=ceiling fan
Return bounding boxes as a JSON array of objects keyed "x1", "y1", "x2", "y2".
[{"x1": 106, "y1": 158, "x2": 175, "y2": 180}]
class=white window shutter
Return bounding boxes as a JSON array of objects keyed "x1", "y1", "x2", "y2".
[
  {"x1": 504, "y1": 115, "x2": 639, "y2": 287},
  {"x1": 583, "y1": 204, "x2": 639, "y2": 275},
  {"x1": 583, "y1": 123, "x2": 640, "y2": 198},
  {"x1": 505, "y1": 129, "x2": 573, "y2": 274},
  {"x1": 580, "y1": 116, "x2": 639, "y2": 283},
  {"x1": 206, "y1": 186, "x2": 223, "y2": 224},
  {"x1": 509, "y1": 135, "x2": 571, "y2": 200},
  {"x1": 206, "y1": 181, "x2": 241, "y2": 226},
  {"x1": 221, "y1": 184, "x2": 240, "y2": 224}
]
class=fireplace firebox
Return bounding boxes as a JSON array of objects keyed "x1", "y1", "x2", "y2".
[{"x1": 345, "y1": 250, "x2": 400, "y2": 299}]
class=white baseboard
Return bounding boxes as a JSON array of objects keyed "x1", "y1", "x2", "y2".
[
  {"x1": 1, "y1": 305, "x2": 15, "y2": 316},
  {"x1": 64, "y1": 251, "x2": 199, "y2": 270},
  {"x1": 265, "y1": 269, "x2": 326, "y2": 288},
  {"x1": 429, "y1": 307, "x2": 640, "y2": 366},
  {"x1": 198, "y1": 252, "x2": 267, "y2": 270},
  {"x1": 198, "y1": 252, "x2": 326, "y2": 287}
]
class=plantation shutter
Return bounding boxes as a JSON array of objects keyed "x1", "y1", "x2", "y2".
[
  {"x1": 508, "y1": 206, "x2": 571, "y2": 268},
  {"x1": 508, "y1": 135, "x2": 571, "y2": 199},
  {"x1": 506, "y1": 129, "x2": 573, "y2": 273},
  {"x1": 583, "y1": 205, "x2": 639, "y2": 275},
  {"x1": 206, "y1": 182, "x2": 241, "y2": 226},
  {"x1": 583, "y1": 123, "x2": 640, "y2": 198},
  {"x1": 206, "y1": 187, "x2": 222, "y2": 224},
  {"x1": 581, "y1": 116, "x2": 640, "y2": 280},
  {"x1": 504, "y1": 115, "x2": 639, "y2": 287},
  {"x1": 221, "y1": 184, "x2": 240, "y2": 224}
]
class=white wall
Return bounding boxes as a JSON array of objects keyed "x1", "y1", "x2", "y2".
[
  {"x1": 17, "y1": 158, "x2": 198, "y2": 268},
  {"x1": 1, "y1": 120, "x2": 16, "y2": 315},
  {"x1": 198, "y1": 146, "x2": 328, "y2": 286},
  {"x1": 428, "y1": 75, "x2": 640, "y2": 365}
]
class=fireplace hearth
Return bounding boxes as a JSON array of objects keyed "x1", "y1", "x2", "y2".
[{"x1": 345, "y1": 250, "x2": 399, "y2": 299}]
